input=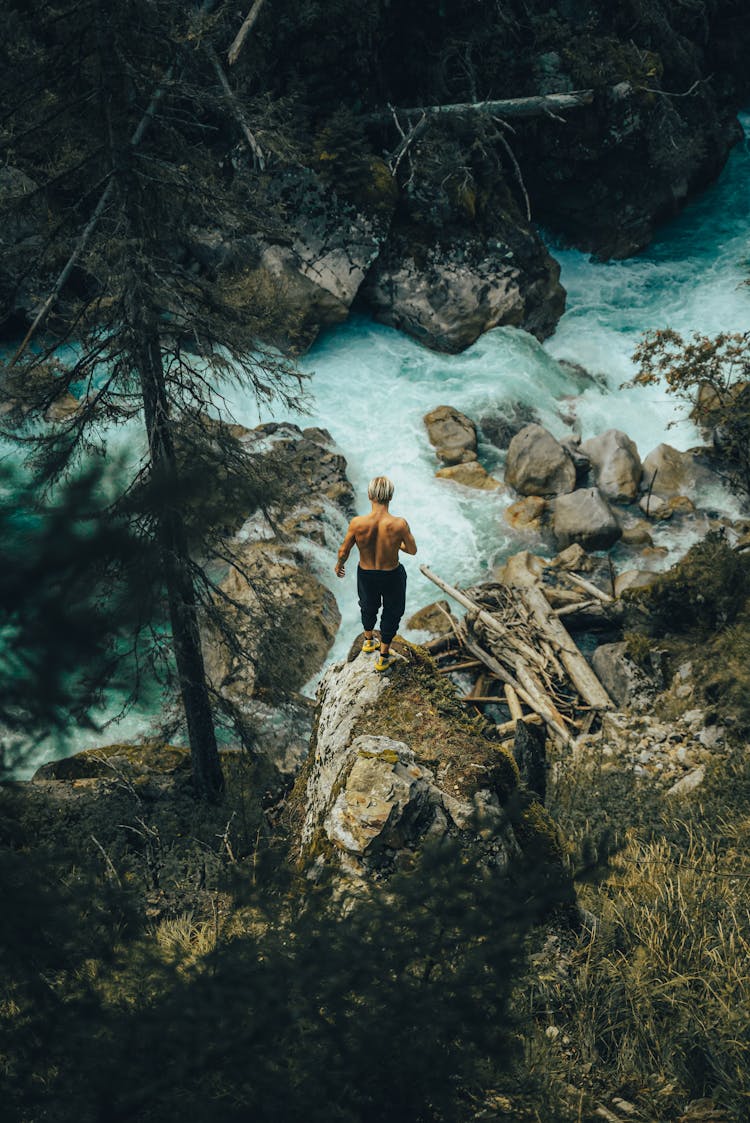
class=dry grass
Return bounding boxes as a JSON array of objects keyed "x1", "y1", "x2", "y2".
[{"x1": 532, "y1": 752, "x2": 750, "y2": 1120}]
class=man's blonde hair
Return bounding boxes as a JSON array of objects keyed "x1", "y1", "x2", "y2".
[{"x1": 368, "y1": 475, "x2": 394, "y2": 504}]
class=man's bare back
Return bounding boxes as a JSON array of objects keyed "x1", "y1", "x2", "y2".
[
  {"x1": 334, "y1": 475, "x2": 416, "y2": 671},
  {"x1": 336, "y1": 508, "x2": 417, "y2": 575}
]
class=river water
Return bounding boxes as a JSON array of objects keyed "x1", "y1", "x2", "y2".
[
  {"x1": 7, "y1": 114, "x2": 750, "y2": 774},
  {"x1": 234, "y1": 111, "x2": 750, "y2": 668}
]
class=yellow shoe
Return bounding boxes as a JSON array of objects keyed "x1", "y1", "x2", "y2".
[
  {"x1": 374, "y1": 652, "x2": 392, "y2": 673},
  {"x1": 362, "y1": 636, "x2": 379, "y2": 654}
]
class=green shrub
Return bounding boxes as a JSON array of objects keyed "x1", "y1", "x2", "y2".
[{"x1": 631, "y1": 531, "x2": 750, "y2": 635}]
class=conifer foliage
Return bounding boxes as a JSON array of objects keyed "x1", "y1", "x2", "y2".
[{"x1": 0, "y1": 1, "x2": 304, "y2": 796}]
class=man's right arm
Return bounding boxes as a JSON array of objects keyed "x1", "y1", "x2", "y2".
[
  {"x1": 334, "y1": 520, "x2": 357, "y2": 577},
  {"x1": 399, "y1": 520, "x2": 417, "y2": 556}
]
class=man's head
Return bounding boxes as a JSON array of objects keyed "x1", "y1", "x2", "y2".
[{"x1": 368, "y1": 475, "x2": 394, "y2": 505}]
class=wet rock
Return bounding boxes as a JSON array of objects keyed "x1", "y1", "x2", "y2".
[
  {"x1": 203, "y1": 542, "x2": 341, "y2": 703},
  {"x1": 620, "y1": 519, "x2": 654, "y2": 547},
  {"x1": 639, "y1": 493, "x2": 673, "y2": 519},
  {"x1": 553, "y1": 488, "x2": 622, "y2": 551},
  {"x1": 225, "y1": 166, "x2": 394, "y2": 352},
  {"x1": 550, "y1": 542, "x2": 592, "y2": 571},
  {"x1": 423, "y1": 405, "x2": 478, "y2": 465},
  {"x1": 666, "y1": 495, "x2": 696, "y2": 516},
  {"x1": 505, "y1": 423, "x2": 576, "y2": 497},
  {"x1": 363, "y1": 235, "x2": 564, "y2": 353},
  {"x1": 435, "y1": 461, "x2": 503, "y2": 490},
  {"x1": 495, "y1": 550, "x2": 547, "y2": 587},
  {"x1": 641, "y1": 443, "x2": 703, "y2": 499},
  {"x1": 406, "y1": 600, "x2": 452, "y2": 634},
  {"x1": 580, "y1": 428, "x2": 642, "y2": 502},
  {"x1": 479, "y1": 403, "x2": 538, "y2": 449},
  {"x1": 613, "y1": 569, "x2": 660, "y2": 597},
  {"x1": 237, "y1": 422, "x2": 355, "y2": 532},
  {"x1": 504, "y1": 495, "x2": 548, "y2": 533}
]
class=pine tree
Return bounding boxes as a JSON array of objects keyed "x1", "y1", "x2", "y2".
[{"x1": 0, "y1": 0, "x2": 304, "y2": 797}]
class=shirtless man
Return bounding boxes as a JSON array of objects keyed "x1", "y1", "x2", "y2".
[{"x1": 334, "y1": 475, "x2": 417, "y2": 672}]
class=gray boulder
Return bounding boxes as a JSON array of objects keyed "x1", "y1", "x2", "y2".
[
  {"x1": 505, "y1": 424, "x2": 576, "y2": 497},
  {"x1": 423, "y1": 405, "x2": 478, "y2": 465},
  {"x1": 553, "y1": 488, "x2": 622, "y2": 551},
  {"x1": 580, "y1": 429, "x2": 642, "y2": 502},
  {"x1": 363, "y1": 237, "x2": 564, "y2": 354},
  {"x1": 592, "y1": 641, "x2": 653, "y2": 709},
  {"x1": 641, "y1": 443, "x2": 707, "y2": 499}
]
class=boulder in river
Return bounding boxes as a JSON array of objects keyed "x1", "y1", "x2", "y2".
[
  {"x1": 641, "y1": 443, "x2": 710, "y2": 499},
  {"x1": 362, "y1": 231, "x2": 564, "y2": 354},
  {"x1": 406, "y1": 600, "x2": 453, "y2": 635},
  {"x1": 504, "y1": 423, "x2": 576, "y2": 497},
  {"x1": 435, "y1": 461, "x2": 503, "y2": 490},
  {"x1": 580, "y1": 428, "x2": 642, "y2": 502},
  {"x1": 504, "y1": 495, "x2": 548, "y2": 533},
  {"x1": 423, "y1": 405, "x2": 478, "y2": 465},
  {"x1": 553, "y1": 488, "x2": 622, "y2": 551}
]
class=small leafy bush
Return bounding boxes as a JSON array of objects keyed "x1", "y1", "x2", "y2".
[{"x1": 632, "y1": 531, "x2": 750, "y2": 634}]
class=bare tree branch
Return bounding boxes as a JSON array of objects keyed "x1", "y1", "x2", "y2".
[
  {"x1": 205, "y1": 43, "x2": 265, "y2": 169},
  {"x1": 368, "y1": 88, "x2": 596, "y2": 124},
  {"x1": 227, "y1": 0, "x2": 268, "y2": 67}
]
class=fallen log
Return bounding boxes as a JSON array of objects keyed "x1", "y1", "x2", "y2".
[
  {"x1": 457, "y1": 624, "x2": 572, "y2": 746},
  {"x1": 517, "y1": 584, "x2": 614, "y2": 711},
  {"x1": 561, "y1": 571, "x2": 614, "y2": 603},
  {"x1": 420, "y1": 566, "x2": 546, "y2": 670},
  {"x1": 504, "y1": 683, "x2": 524, "y2": 724},
  {"x1": 496, "y1": 713, "x2": 542, "y2": 737},
  {"x1": 437, "y1": 659, "x2": 482, "y2": 674},
  {"x1": 367, "y1": 89, "x2": 596, "y2": 123},
  {"x1": 554, "y1": 599, "x2": 599, "y2": 617}
]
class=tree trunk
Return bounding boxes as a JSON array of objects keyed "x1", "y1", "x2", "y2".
[{"x1": 131, "y1": 302, "x2": 224, "y2": 799}]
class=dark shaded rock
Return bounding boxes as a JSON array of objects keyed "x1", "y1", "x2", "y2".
[
  {"x1": 479, "y1": 403, "x2": 538, "y2": 449},
  {"x1": 513, "y1": 720, "x2": 547, "y2": 803}
]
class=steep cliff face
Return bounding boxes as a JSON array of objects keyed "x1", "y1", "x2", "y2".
[{"x1": 286, "y1": 639, "x2": 571, "y2": 896}]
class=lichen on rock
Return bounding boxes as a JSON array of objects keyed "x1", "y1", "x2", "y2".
[{"x1": 289, "y1": 641, "x2": 570, "y2": 892}]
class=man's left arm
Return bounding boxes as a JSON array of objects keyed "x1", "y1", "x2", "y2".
[{"x1": 399, "y1": 520, "x2": 417, "y2": 555}]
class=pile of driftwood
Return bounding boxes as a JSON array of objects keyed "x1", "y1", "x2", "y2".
[{"x1": 419, "y1": 564, "x2": 616, "y2": 748}]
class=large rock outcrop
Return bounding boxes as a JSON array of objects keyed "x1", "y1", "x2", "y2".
[
  {"x1": 363, "y1": 234, "x2": 564, "y2": 353},
  {"x1": 640, "y1": 443, "x2": 715, "y2": 499},
  {"x1": 288, "y1": 643, "x2": 571, "y2": 890},
  {"x1": 203, "y1": 541, "x2": 341, "y2": 704}
]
